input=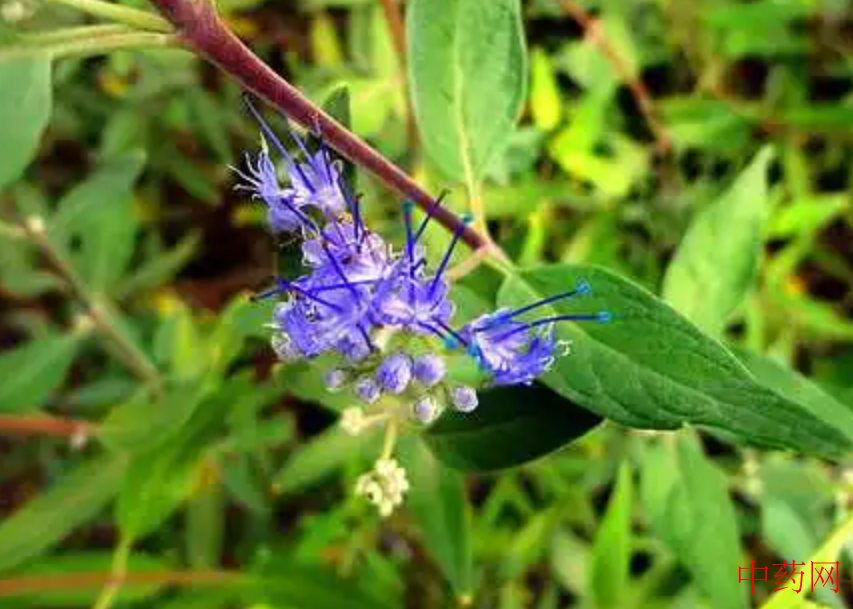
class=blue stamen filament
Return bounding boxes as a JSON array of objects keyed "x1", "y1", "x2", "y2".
[
  {"x1": 432, "y1": 318, "x2": 469, "y2": 347},
  {"x1": 414, "y1": 190, "x2": 449, "y2": 243},
  {"x1": 474, "y1": 280, "x2": 593, "y2": 333},
  {"x1": 320, "y1": 241, "x2": 361, "y2": 300},
  {"x1": 241, "y1": 95, "x2": 313, "y2": 191},
  {"x1": 252, "y1": 278, "x2": 343, "y2": 311},
  {"x1": 403, "y1": 201, "x2": 416, "y2": 276},
  {"x1": 490, "y1": 312, "x2": 611, "y2": 341},
  {"x1": 429, "y1": 213, "x2": 473, "y2": 295}
]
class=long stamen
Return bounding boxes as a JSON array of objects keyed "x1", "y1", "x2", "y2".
[
  {"x1": 403, "y1": 201, "x2": 416, "y2": 275},
  {"x1": 252, "y1": 278, "x2": 343, "y2": 310},
  {"x1": 492, "y1": 312, "x2": 611, "y2": 341},
  {"x1": 429, "y1": 213, "x2": 473, "y2": 294},
  {"x1": 473, "y1": 281, "x2": 593, "y2": 334},
  {"x1": 242, "y1": 95, "x2": 299, "y2": 171},
  {"x1": 277, "y1": 194, "x2": 321, "y2": 235},
  {"x1": 339, "y1": 176, "x2": 363, "y2": 242},
  {"x1": 432, "y1": 318, "x2": 469, "y2": 347},
  {"x1": 415, "y1": 321, "x2": 458, "y2": 349},
  {"x1": 312, "y1": 279, "x2": 378, "y2": 293},
  {"x1": 321, "y1": 241, "x2": 360, "y2": 299},
  {"x1": 414, "y1": 190, "x2": 449, "y2": 243}
]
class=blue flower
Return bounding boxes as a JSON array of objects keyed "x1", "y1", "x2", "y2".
[
  {"x1": 412, "y1": 354, "x2": 446, "y2": 387},
  {"x1": 459, "y1": 280, "x2": 609, "y2": 386},
  {"x1": 232, "y1": 151, "x2": 306, "y2": 233},
  {"x1": 375, "y1": 353, "x2": 413, "y2": 394}
]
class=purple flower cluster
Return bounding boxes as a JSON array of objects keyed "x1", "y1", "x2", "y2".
[{"x1": 235, "y1": 100, "x2": 610, "y2": 421}]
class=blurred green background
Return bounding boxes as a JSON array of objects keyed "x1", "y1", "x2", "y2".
[{"x1": 2, "y1": 0, "x2": 853, "y2": 608}]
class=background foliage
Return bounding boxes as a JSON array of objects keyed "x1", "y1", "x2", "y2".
[{"x1": 2, "y1": 0, "x2": 853, "y2": 607}]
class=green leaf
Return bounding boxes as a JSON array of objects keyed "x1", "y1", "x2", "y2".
[
  {"x1": 530, "y1": 47, "x2": 561, "y2": 131},
  {"x1": 116, "y1": 231, "x2": 199, "y2": 299},
  {"x1": 589, "y1": 462, "x2": 633, "y2": 609},
  {"x1": 640, "y1": 431, "x2": 746, "y2": 609},
  {"x1": 734, "y1": 348, "x2": 853, "y2": 447},
  {"x1": 0, "y1": 457, "x2": 127, "y2": 573},
  {"x1": 0, "y1": 331, "x2": 81, "y2": 413},
  {"x1": 498, "y1": 264, "x2": 853, "y2": 457},
  {"x1": 0, "y1": 56, "x2": 51, "y2": 190},
  {"x1": 50, "y1": 152, "x2": 145, "y2": 293},
  {"x1": 272, "y1": 425, "x2": 379, "y2": 495},
  {"x1": 407, "y1": 0, "x2": 527, "y2": 185},
  {"x1": 424, "y1": 382, "x2": 602, "y2": 471},
  {"x1": 400, "y1": 438, "x2": 473, "y2": 597},
  {"x1": 663, "y1": 148, "x2": 773, "y2": 337},
  {"x1": 245, "y1": 556, "x2": 396, "y2": 609}
]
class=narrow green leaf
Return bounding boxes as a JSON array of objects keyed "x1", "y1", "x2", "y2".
[
  {"x1": 407, "y1": 0, "x2": 527, "y2": 184},
  {"x1": 245, "y1": 556, "x2": 396, "y2": 609},
  {"x1": 663, "y1": 147, "x2": 773, "y2": 336},
  {"x1": 186, "y1": 476, "x2": 224, "y2": 568},
  {"x1": 0, "y1": 56, "x2": 51, "y2": 190},
  {"x1": 272, "y1": 425, "x2": 379, "y2": 495},
  {"x1": 0, "y1": 457, "x2": 127, "y2": 573},
  {"x1": 498, "y1": 265, "x2": 852, "y2": 457},
  {"x1": 0, "y1": 331, "x2": 81, "y2": 413},
  {"x1": 589, "y1": 462, "x2": 633, "y2": 609},
  {"x1": 50, "y1": 152, "x2": 145, "y2": 293},
  {"x1": 400, "y1": 439, "x2": 473, "y2": 597},
  {"x1": 424, "y1": 382, "x2": 602, "y2": 471},
  {"x1": 640, "y1": 431, "x2": 746, "y2": 609}
]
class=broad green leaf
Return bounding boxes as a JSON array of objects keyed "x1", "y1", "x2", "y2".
[
  {"x1": 407, "y1": 0, "x2": 527, "y2": 184},
  {"x1": 498, "y1": 264, "x2": 852, "y2": 457},
  {"x1": 0, "y1": 57, "x2": 51, "y2": 190},
  {"x1": 663, "y1": 148, "x2": 773, "y2": 337},
  {"x1": 640, "y1": 431, "x2": 746, "y2": 609},
  {"x1": 589, "y1": 462, "x2": 633, "y2": 609},
  {"x1": 400, "y1": 438, "x2": 473, "y2": 597},
  {"x1": 3, "y1": 553, "x2": 169, "y2": 607},
  {"x1": 50, "y1": 152, "x2": 145, "y2": 293},
  {"x1": 424, "y1": 382, "x2": 602, "y2": 471},
  {"x1": 0, "y1": 331, "x2": 81, "y2": 413},
  {"x1": 735, "y1": 348, "x2": 853, "y2": 447},
  {"x1": 0, "y1": 457, "x2": 127, "y2": 572}
]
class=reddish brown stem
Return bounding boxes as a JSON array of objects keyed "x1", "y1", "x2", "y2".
[
  {"x1": 0, "y1": 415, "x2": 93, "y2": 439},
  {"x1": 0, "y1": 570, "x2": 238, "y2": 596},
  {"x1": 146, "y1": 0, "x2": 484, "y2": 249},
  {"x1": 556, "y1": 0, "x2": 671, "y2": 156}
]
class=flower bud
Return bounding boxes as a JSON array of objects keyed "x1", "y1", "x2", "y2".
[
  {"x1": 450, "y1": 385, "x2": 478, "y2": 413},
  {"x1": 375, "y1": 353, "x2": 413, "y2": 394},
  {"x1": 354, "y1": 375, "x2": 381, "y2": 404},
  {"x1": 323, "y1": 368, "x2": 348, "y2": 392},
  {"x1": 412, "y1": 354, "x2": 446, "y2": 387},
  {"x1": 340, "y1": 407, "x2": 366, "y2": 435},
  {"x1": 412, "y1": 395, "x2": 440, "y2": 424}
]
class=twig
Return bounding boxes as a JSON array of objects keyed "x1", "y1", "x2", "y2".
[
  {"x1": 555, "y1": 0, "x2": 671, "y2": 156},
  {"x1": 145, "y1": 0, "x2": 486, "y2": 250},
  {"x1": 0, "y1": 415, "x2": 93, "y2": 439},
  {"x1": 0, "y1": 570, "x2": 238, "y2": 597}
]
